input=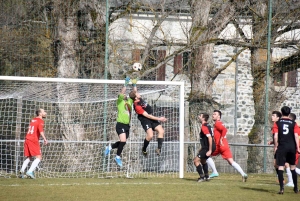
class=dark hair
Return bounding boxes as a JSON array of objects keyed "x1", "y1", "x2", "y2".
[
  {"x1": 289, "y1": 113, "x2": 296, "y2": 121},
  {"x1": 213, "y1": 110, "x2": 222, "y2": 118},
  {"x1": 281, "y1": 106, "x2": 291, "y2": 116},
  {"x1": 200, "y1": 113, "x2": 209, "y2": 121},
  {"x1": 36, "y1": 108, "x2": 42, "y2": 116},
  {"x1": 129, "y1": 90, "x2": 136, "y2": 100},
  {"x1": 272, "y1": 111, "x2": 282, "y2": 118}
]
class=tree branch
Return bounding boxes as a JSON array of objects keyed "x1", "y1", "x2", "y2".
[
  {"x1": 210, "y1": 47, "x2": 248, "y2": 79},
  {"x1": 231, "y1": 18, "x2": 250, "y2": 43}
]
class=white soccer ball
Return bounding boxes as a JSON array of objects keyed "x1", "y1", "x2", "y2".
[{"x1": 132, "y1": 63, "x2": 142, "y2": 71}]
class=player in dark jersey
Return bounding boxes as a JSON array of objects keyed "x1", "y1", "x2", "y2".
[
  {"x1": 267, "y1": 111, "x2": 282, "y2": 184},
  {"x1": 193, "y1": 113, "x2": 216, "y2": 182},
  {"x1": 283, "y1": 113, "x2": 300, "y2": 187},
  {"x1": 129, "y1": 89, "x2": 167, "y2": 157},
  {"x1": 273, "y1": 106, "x2": 300, "y2": 194}
]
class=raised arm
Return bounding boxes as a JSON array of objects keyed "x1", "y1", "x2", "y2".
[{"x1": 141, "y1": 111, "x2": 167, "y2": 122}]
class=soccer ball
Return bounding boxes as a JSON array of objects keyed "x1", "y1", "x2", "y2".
[{"x1": 132, "y1": 63, "x2": 142, "y2": 71}]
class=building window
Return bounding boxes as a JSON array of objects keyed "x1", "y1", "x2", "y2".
[
  {"x1": 174, "y1": 51, "x2": 191, "y2": 74},
  {"x1": 274, "y1": 70, "x2": 297, "y2": 87},
  {"x1": 132, "y1": 49, "x2": 166, "y2": 81}
]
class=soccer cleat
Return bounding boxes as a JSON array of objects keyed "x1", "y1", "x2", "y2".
[
  {"x1": 197, "y1": 177, "x2": 206, "y2": 182},
  {"x1": 142, "y1": 149, "x2": 148, "y2": 157},
  {"x1": 278, "y1": 188, "x2": 284, "y2": 195},
  {"x1": 285, "y1": 182, "x2": 294, "y2": 187},
  {"x1": 18, "y1": 171, "x2": 25, "y2": 179},
  {"x1": 209, "y1": 172, "x2": 219, "y2": 178},
  {"x1": 204, "y1": 175, "x2": 210, "y2": 181},
  {"x1": 155, "y1": 148, "x2": 161, "y2": 156},
  {"x1": 242, "y1": 174, "x2": 248, "y2": 182},
  {"x1": 104, "y1": 146, "x2": 111, "y2": 156},
  {"x1": 294, "y1": 188, "x2": 299, "y2": 194},
  {"x1": 26, "y1": 171, "x2": 35, "y2": 179},
  {"x1": 114, "y1": 157, "x2": 122, "y2": 167}
]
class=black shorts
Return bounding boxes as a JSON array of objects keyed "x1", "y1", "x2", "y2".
[
  {"x1": 276, "y1": 146, "x2": 296, "y2": 166},
  {"x1": 138, "y1": 116, "x2": 160, "y2": 132},
  {"x1": 197, "y1": 146, "x2": 216, "y2": 160},
  {"x1": 116, "y1": 122, "x2": 130, "y2": 139}
]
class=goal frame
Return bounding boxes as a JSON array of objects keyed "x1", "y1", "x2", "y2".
[{"x1": 0, "y1": 76, "x2": 185, "y2": 178}]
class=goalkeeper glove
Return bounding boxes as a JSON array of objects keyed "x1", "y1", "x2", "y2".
[
  {"x1": 131, "y1": 78, "x2": 138, "y2": 87},
  {"x1": 124, "y1": 76, "x2": 130, "y2": 87}
]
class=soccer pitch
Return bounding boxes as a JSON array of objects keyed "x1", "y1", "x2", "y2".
[{"x1": 0, "y1": 173, "x2": 298, "y2": 201}]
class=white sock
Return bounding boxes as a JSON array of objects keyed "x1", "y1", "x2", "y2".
[
  {"x1": 231, "y1": 161, "x2": 246, "y2": 176},
  {"x1": 206, "y1": 157, "x2": 218, "y2": 174},
  {"x1": 286, "y1": 168, "x2": 293, "y2": 184},
  {"x1": 296, "y1": 168, "x2": 300, "y2": 175},
  {"x1": 28, "y1": 158, "x2": 41, "y2": 172},
  {"x1": 21, "y1": 158, "x2": 30, "y2": 172},
  {"x1": 116, "y1": 155, "x2": 120, "y2": 159}
]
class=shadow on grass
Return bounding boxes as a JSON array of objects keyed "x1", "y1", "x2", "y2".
[
  {"x1": 240, "y1": 186, "x2": 273, "y2": 193},
  {"x1": 182, "y1": 177, "x2": 198, "y2": 182}
]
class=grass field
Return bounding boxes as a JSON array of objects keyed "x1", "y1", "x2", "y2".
[{"x1": 0, "y1": 173, "x2": 298, "y2": 201}]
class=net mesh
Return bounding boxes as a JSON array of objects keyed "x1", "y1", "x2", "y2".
[{"x1": 0, "y1": 80, "x2": 182, "y2": 178}]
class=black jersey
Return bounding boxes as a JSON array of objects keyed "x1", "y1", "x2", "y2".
[
  {"x1": 276, "y1": 118, "x2": 297, "y2": 148},
  {"x1": 200, "y1": 123, "x2": 215, "y2": 149},
  {"x1": 133, "y1": 98, "x2": 153, "y2": 118}
]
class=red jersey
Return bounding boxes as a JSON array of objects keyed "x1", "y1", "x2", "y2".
[
  {"x1": 25, "y1": 117, "x2": 44, "y2": 142},
  {"x1": 271, "y1": 122, "x2": 277, "y2": 135},
  {"x1": 213, "y1": 120, "x2": 229, "y2": 147}
]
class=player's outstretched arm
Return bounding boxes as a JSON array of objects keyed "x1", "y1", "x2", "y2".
[
  {"x1": 120, "y1": 76, "x2": 131, "y2": 95},
  {"x1": 141, "y1": 111, "x2": 167, "y2": 122},
  {"x1": 131, "y1": 78, "x2": 138, "y2": 92}
]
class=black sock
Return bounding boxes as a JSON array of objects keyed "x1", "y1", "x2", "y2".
[
  {"x1": 117, "y1": 142, "x2": 126, "y2": 156},
  {"x1": 157, "y1": 138, "x2": 163, "y2": 150},
  {"x1": 278, "y1": 170, "x2": 284, "y2": 190},
  {"x1": 143, "y1": 139, "x2": 150, "y2": 152},
  {"x1": 275, "y1": 168, "x2": 279, "y2": 176},
  {"x1": 196, "y1": 165, "x2": 204, "y2": 177},
  {"x1": 202, "y1": 163, "x2": 208, "y2": 175},
  {"x1": 291, "y1": 169, "x2": 298, "y2": 190},
  {"x1": 111, "y1": 141, "x2": 120, "y2": 149}
]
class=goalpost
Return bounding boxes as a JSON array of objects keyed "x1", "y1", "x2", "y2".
[{"x1": 0, "y1": 76, "x2": 185, "y2": 179}]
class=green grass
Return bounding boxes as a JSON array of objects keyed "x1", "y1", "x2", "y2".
[{"x1": 0, "y1": 173, "x2": 297, "y2": 201}]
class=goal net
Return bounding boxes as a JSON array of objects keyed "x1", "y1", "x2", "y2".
[{"x1": 0, "y1": 76, "x2": 184, "y2": 178}]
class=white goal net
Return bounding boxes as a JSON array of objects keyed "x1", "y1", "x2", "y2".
[{"x1": 0, "y1": 76, "x2": 184, "y2": 178}]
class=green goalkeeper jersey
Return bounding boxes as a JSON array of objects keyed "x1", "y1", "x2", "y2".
[{"x1": 116, "y1": 93, "x2": 133, "y2": 124}]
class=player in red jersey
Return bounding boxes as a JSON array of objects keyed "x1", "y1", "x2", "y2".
[
  {"x1": 209, "y1": 110, "x2": 248, "y2": 182},
  {"x1": 19, "y1": 109, "x2": 48, "y2": 179},
  {"x1": 267, "y1": 111, "x2": 283, "y2": 184},
  {"x1": 129, "y1": 90, "x2": 167, "y2": 157},
  {"x1": 273, "y1": 106, "x2": 300, "y2": 194}
]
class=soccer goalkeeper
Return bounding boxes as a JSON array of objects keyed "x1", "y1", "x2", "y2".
[
  {"x1": 104, "y1": 77, "x2": 137, "y2": 167},
  {"x1": 129, "y1": 84, "x2": 167, "y2": 157}
]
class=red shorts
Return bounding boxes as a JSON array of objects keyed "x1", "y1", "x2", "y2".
[
  {"x1": 24, "y1": 139, "x2": 41, "y2": 157},
  {"x1": 296, "y1": 152, "x2": 299, "y2": 165},
  {"x1": 212, "y1": 145, "x2": 233, "y2": 159}
]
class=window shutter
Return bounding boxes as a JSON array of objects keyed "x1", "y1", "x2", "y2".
[
  {"x1": 132, "y1": 49, "x2": 141, "y2": 62},
  {"x1": 157, "y1": 50, "x2": 166, "y2": 81},
  {"x1": 174, "y1": 54, "x2": 183, "y2": 74},
  {"x1": 287, "y1": 70, "x2": 297, "y2": 87}
]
